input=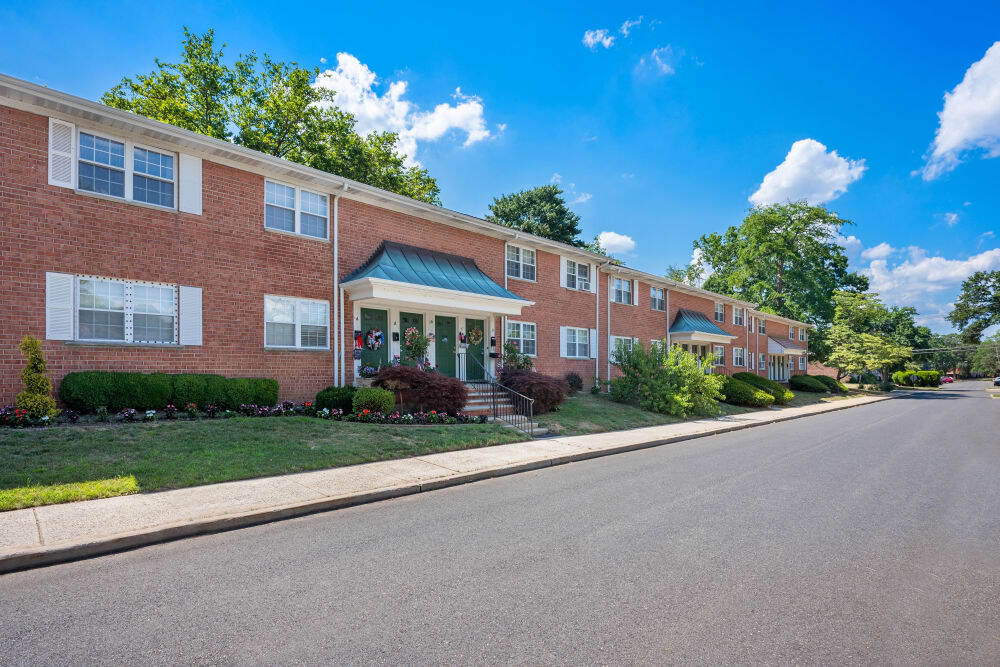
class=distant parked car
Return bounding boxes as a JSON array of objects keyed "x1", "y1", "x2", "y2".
[
  {"x1": 994, "y1": 376, "x2": 1000, "y2": 387},
  {"x1": 941, "y1": 375, "x2": 954, "y2": 383}
]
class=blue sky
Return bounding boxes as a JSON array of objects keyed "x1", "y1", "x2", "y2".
[{"x1": 3, "y1": 1, "x2": 1000, "y2": 332}]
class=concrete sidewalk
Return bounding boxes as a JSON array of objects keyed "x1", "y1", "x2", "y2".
[{"x1": 0, "y1": 393, "x2": 892, "y2": 573}]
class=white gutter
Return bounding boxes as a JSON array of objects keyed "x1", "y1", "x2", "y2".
[
  {"x1": 332, "y1": 194, "x2": 340, "y2": 386},
  {"x1": 339, "y1": 287, "x2": 346, "y2": 387}
]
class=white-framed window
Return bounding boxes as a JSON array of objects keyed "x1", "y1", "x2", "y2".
[
  {"x1": 265, "y1": 180, "x2": 328, "y2": 240},
  {"x1": 749, "y1": 351, "x2": 755, "y2": 370},
  {"x1": 759, "y1": 352, "x2": 766, "y2": 369},
  {"x1": 77, "y1": 276, "x2": 177, "y2": 344},
  {"x1": 714, "y1": 302, "x2": 725, "y2": 323},
  {"x1": 712, "y1": 345, "x2": 725, "y2": 365},
  {"x1": 610, "y1": 335, "x2": 634, "y2": 363},
  {"x1": 506, "y1": 320, "x2": 537, "y2": 356},
  {"x1": 650, "y1": 287, "x2": 665, "y2": 311},
  {"x1": 799, "y1": 327, "x2": 806, "y2": 341},
  {"x1": 564, "y1": 326, "x2": 589, "y2": 358},
  {"x1": 506, "y1": 245, "x2": 536, "y2": 281},
  {"x1": 564, "y1": 259, "x2": 590, "y2": 291},
  {"x1": 798, "y1": 356, "x2": 807, "y2": 370},
  {"x1": 758, "y1": 319, "x2": 766, "y2": 334},
  {"x1": 789, "y1": 327, "x2": 796, "y2": 340},
  {"x1": 77, "y1": 131, "x2": 177, "y2": 209},
  {"x1": 265, "y1": 296, "x2": 329, "y2": 349},
  {"x1": 733, "y1": 347, "x2": 745, "y2": 367},
  {"x1": 650, "y1": 339, "x2": 664, "y2": 351},
  {"x1": 613, "y1": 278, "x2": 633, "y2": 304},
  {"x1": 733, "y1": 307, "x2": 745, "y2": 326}
]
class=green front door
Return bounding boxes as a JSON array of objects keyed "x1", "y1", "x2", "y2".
[
  {"x1": 434, "y1": 315, "x2": 457, "y2": 378},
  {"x1": 465, "y1": 318, "x2": 485, "y2": 380},
  {"x1": 399, "y1": 312, "x2": 424, "y2": 365},
  {"x1": 360, "y1": 308, "x2": 388, "y2": 370}
]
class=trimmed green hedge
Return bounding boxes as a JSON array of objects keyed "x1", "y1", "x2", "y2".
[
  {"x1": 789, "y1": 374, "x2": 829, "y2": 392},
  {"x1": 811, "y1": 375, "x2": 848, "y2": 393},
  {"x1": 315, "y1": 385, "x2": 356, "y2": 412},
  {"x1": 351, "y1": 387, "x2": 395, "y2": 414},
  {"x1": 891, "y1": 370, "x2": 941, "y2": 387},
  {"x1": 59, "y1": 371, "x2": 278, "y2": 413},
  {"x1": 720, "y1": 376, "x2": 774, "y2": 407},
  {"x1": 732, "y1": 372, "x2": 794, "y2": 404}
]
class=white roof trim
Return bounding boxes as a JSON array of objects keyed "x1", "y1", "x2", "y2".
[
  {"x1": 342, "y1": 277, "x2": 533, "y2": 316},
  {"x1": 767, "y1": 338, "x2": 807, "y2": 355},
  {"x1": 669, "y1": 331, "x2": 735, "y2": 345}
]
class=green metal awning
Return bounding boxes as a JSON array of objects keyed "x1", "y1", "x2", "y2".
[
  {"x1": 341, "y1": 241, "x2": 532, "y2": 315},
  {"x1": 669, "y1": 308, "x2": 731, "y2": 337}
]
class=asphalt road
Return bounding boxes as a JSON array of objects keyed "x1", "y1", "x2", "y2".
[{"x1": 2, "y1": 382, "x2": 999, "y2": 664}]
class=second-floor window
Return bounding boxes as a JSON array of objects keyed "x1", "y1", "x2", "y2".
[
  {"x1": 77, "y1": 132, "x2": 176, "y2": 209},
  {"x1": 789, "y1": 327, "x2": 796, "y2": 340},
  {"x1": 650, "y1": 287, "x2": 665, "y2": 311},
  {"x1": 733, "y1": 307, "x2": 745, "y2": 326},
  {"x1": 758, "y1": 319, "x2": 766, "y2": 334},
  {"x1": 613, "y1": 278, "x2": 633, "y2": 304},
  {"x1": 265, "y1": 181, "x2": 328, "y2": 240},
  {"x1": 565, "y1": 260, "x2": 590, "y2": 291},
  {"x1": 799, "y1": 327, "x2": 806, "y2": 341},
  {"x1": 714, "y1": 302, "x2": 725, "y2": 323},
  {"x1": 506, "y1": 245, "x2": 536, "y2": 281}
]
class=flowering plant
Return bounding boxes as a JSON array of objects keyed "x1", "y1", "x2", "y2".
[
  {"x1": 143, "y1": 409, "x2": 157, "y2": 422},
  {"x1": 204, "y1": 404, "x2": 220, "y2": 418},
  {"x1": 117, "y1": 408, "x2": 138, "y2": 422},
  {"x1": 164, "y1": 404, "x2": 177, "y2": 420},
  {"x1": 185, "y1": 402, "x2": 199, "y2": 418},
  {"x1": 359, "y1": 365, "x2": 379, "y2": 378},
  {"x1": 402, "y1": 327, "x2": 430, "y2": 362}
]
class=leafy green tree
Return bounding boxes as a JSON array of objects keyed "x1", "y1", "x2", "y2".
[
  {"x1": 102, "y1": 28, "x2": 440, "y2": 204},
  {"x1": 486, "y1": 185, "x2": 584, "y2": 245},
  {"x1": 691, "y1": 202, "x2": 868, "y2": 325},
  {"x1": 925, "y1": 333, "x2": 974, "y2": 377},
  {"x1": 970, "y1": 333, "x2": 1000, "y2": 376},
  {"x1": 825, "y1": 291, "x2": 912, "y2": 380},
  {"x1": 949, "y1": 270, "x2": 1000, "y2": 342}
]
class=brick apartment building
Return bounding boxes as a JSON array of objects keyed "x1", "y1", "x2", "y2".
[{"x1": 0, "y1": 73, "x2": 811, "y2": 404}]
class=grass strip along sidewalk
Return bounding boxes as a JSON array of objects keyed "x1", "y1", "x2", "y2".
[{"x1": 0, "y1": 390, "x2": 869, "y2": 512}]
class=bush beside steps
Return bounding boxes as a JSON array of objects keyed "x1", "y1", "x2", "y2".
[
  {"x1": 720, "y1": 376, "x2": 774, "y2": 407},
  {"x1": 732, "y1": 372, "x2": 794, "y2": 404}
]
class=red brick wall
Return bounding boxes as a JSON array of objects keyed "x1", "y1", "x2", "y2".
[{"x1": 0, "y1": 106, "x2": 336, "y2": 403}]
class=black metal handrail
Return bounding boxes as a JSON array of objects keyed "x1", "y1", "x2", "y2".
[{"x1": 466, "y1": 355, "x2": 535, "y2": 438}]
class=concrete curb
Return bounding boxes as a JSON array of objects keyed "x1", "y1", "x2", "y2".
[{"x1": 0, "y1": 393, "x2": 896, "y2": 574}]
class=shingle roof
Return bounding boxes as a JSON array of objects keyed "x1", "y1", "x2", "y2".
[
  {"x1": 342, "y1": 241, "x2": 527, "y2": 301},
  {"x1": 669, "y1": 309, "x2": 730, "y2": 336}
]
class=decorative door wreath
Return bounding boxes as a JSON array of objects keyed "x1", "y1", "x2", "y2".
[
  {"x1": 467, "y1": 327, "x2": 484, "y2": 346},
  {"x1": 365, "y1": 327, "x2": 385, "y2": 350}
]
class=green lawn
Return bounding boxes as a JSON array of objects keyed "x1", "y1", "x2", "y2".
[
  {"x1": 537, "y1": 393, "x2": 755, "y2": 437},
  {"x1": 0, "y1": 418, "x2": 523, "y2": 511}
]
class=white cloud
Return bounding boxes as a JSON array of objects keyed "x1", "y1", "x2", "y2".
[
  {"x1": 835, "y1": 233, "x2": 863, "y2": 259},
  {"x1": 638, "y1": 46, "x2": 679, "y2": 76},
  {"x1": 550, "y1": 172, "x2": 562, "y2": 184},
  {"x1": 570, "y1": 192, "x2": 592, "y2": 204},
  {"x1": 922, "y1": 42, "x2": 1000, "y2": 180},
  {"x1": 943, "y1": 212, "x2": 959, "y2": 227},
  {"x1": 978, "y1": 230, "x2": 996, "y2": 249},
  {"x1": 582, "y1": 29, "x2": 615, "y2": 49},
  {"x1": 598, "y1": 231, "x2": 636, "y2": 254},
  {"x1": 620, "y1": 16, "x2": 643, "y2": 36},
  {"x1": 319, "y1": 57, "x2": 327, "y2": 64},
  {"x1": 314, "y1": 54, "x2": 491, "y2": 166},
  {"x1": 859, "y1": 245, "x2": 1000, "y2": 331},
  {"x1": 621, "y1": 172, "x2": 635, "y2": 180},
  {"x1": 861, "y1": 242, "x2": 895, "y2": 260},
  {"x1": 749, "y1": 138, "x2": 866, "y2": 206}
]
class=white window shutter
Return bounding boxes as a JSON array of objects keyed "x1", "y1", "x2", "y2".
[
  {"x1": 559, "y1": 257, "x2": 568, "y2": 289},
  {"x1": 178, "y1": 154, "x2": 203, "y2": 215},
  {"x1": 590, "y1": 264, "x2": 597, "y2": 293},
  {"x1": 609, "y1": 277, "x2": 615, "y2": 300},
  {"x1": 45, "y1": 272, "x2": 74, "y2": 340},
  {"x1": 48, "y1": 118, "x2": 75, "y2": 189},
  {"x1": 632, "y1": 280, "x2": 639, "y2": 305},
  {"x1": 559, "y1": 326, "x2": 568, "y2": 357},
  {"x1": 178, "y1": 286, "x2": 203, "y2": 345},
  {"x1": 589, "y1": 328, "x2": 598, "y2": 358}
]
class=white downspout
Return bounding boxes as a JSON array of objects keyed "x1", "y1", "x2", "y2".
[
  {"x1": 332, "y1": 194, "x2": 340, "y2": 386},
  {"x1": 340, "y1": 287, "x2": 346, "y2": 386},
  {"x1": 595, "y1": 267, "x2": 600, "y2": 383},
  {"x1": 665, "y1": 289, "x2": 671, "y2": 348},
  {"x1": 606, "y1": 273, "x2": 612, "y2": 383}
]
